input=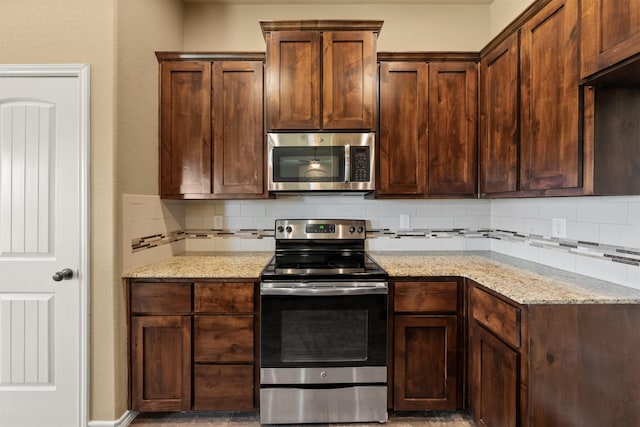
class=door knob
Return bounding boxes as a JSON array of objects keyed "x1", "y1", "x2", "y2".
[{"x1": 52, "y1": 268, "x2": 74, "y2": 281}]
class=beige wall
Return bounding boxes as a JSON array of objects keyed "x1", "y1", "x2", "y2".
[
  {"x1": 489, "y1": 0, "x2": 535, "y2": 38},
  {"x1": 184, "y1": 3, "x2": 490, "y2": 51}
]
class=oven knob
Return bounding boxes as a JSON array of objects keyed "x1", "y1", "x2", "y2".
[
  {"x1": 285, "y1": 226, "x2": 293, "y2": 233},
  {"x1": 357, "y1": 226, "x2": 364, "y2": 234},
  {"x1": 277, "y1": 226, "x2": 284, "y2": 233},
  {"x1": 320, "y1": 371, "x2": 327, "y2": 380},
  {"x1": 349, "y1": 226, "x2": 356, "y2": 233}
]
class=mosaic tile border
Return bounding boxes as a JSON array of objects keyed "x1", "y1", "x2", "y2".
[{"x1": 131, "y1": 228, "x2": 640, "y2": 267}]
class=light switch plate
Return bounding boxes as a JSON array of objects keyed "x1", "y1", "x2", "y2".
[{"x1": 213, "y1": 215, "x2": 224, "y2": 230}]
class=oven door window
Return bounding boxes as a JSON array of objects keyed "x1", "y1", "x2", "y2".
[
  {"x1": 261, "y1": 294, "x2": 387, "y2": 368},
  {"x1": 272, "y1": 146, "x2": 345, "y2": 182}
]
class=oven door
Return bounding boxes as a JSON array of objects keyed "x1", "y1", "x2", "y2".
[{"x1": 260, "y1": 281, "x2": 387, "y2": 372}]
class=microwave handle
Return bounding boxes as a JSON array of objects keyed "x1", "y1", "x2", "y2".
[{"x1": 344, "y1": 144, "x2": 350, "y2": 182}]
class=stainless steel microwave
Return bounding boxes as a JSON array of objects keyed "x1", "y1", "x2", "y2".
[{"x1": 267, "y1": 132, "x2": 375, "y2": 192}]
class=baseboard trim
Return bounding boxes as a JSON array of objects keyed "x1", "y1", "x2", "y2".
[{"x1": 88, "y1": 410, "x2": 138, "y2": 427}]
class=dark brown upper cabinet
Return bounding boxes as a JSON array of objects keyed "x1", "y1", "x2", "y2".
[
  {"x1": 480, "y1": 0, "x2": 582, "y2": 197},
  {"x1": 580, "y1": 0, "x2": 640, "y2": 83},
  {"x1": 157, "y1": 53, "x2": 266, "y2": 199},
  {"x1": 261, "y1": 20, "x2": 382, "y2": 131},
  {"x1": 378, "y1": 54, "x2": 478, "y2": 198}
]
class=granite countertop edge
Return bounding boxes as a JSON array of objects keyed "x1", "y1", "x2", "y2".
[{"x1": 122, "y1": 250, "x2": 640, "y2": 305}]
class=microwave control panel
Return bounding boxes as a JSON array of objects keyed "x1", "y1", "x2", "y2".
[{"x1": 350, "y1": 146, "x2": 371, "y2": 182}]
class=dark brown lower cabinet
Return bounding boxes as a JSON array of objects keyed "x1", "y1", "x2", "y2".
[
  {"x1": 394, "y1": 315, "x2": 457, "y2": 410},
  {"x1": 470, "y1": 324, "x2": 518, "y2": 427},
  {"x1": 468, "y1": 280, "x2": 640, "y2": 427},
  {"x1": 130, "y1": 315, "x2": 191, "y2": 412},
  {"x1": 128, "y1": 280, "x2": 257, "y2": 412}
]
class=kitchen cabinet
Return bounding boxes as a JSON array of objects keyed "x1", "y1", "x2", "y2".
[
  {"x1": 261, "y1": 20, "x2": 381, "y2": 131},
  {"x1": 468, "y1": 280, "x2": 640, "y2": 427},
  {"x1": 468, "y1": 284, "x2": 521, "y2": 427},
  {"x1": 378, "y1": 55, "x2": 478, "y2": 198},
  {"x1": 128, "y1": 280, "x2": 258, "y2": 412},
  {"x1": 391, "y1": 279, "x2": 463, "y2": 410},
  {"x1": 480, "y1": 0, "x2": 581, "y2": 197},
  {"x1": 130, "y1": 283, "x2": 192, "y2": 412},
  {"x1": 157, "y1": 53, "x2": 266, "y2": 199},
  {"x1": 580, "y1": 0, "x2": 640, "y2": 81}
]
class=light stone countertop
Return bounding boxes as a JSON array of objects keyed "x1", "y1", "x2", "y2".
[
  {"x1": 369, "y1": 251, "x2": 640, "y2": 305},
  {"x1": 123, "y1": 252, "x2": 273, "y2": 279},
  {"x1": 122, "y1": 250, "x2": 640, "y2": 305}
]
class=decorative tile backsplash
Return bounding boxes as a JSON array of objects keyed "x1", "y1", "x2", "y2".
[
  {"x1": 123, "y1": 194, "x2": 640, "y2": 288},
  {"x1": 131, "y1": 226, "x2": 640, "y2": 267}
]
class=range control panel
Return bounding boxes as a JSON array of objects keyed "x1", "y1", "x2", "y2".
[{"x1": 274, "y1": 219, "x2": 366, "y2": 240}]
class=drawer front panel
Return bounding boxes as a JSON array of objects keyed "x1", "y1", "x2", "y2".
[
  {"x1": 194, "y1": 315, "x2": 254, "y2": 362},
  {"x1": 471, "y1": 286, "x2": 520, "y2": 348},
  {"x1": 193, "y1": 364, "x2": 254, "y2": 410},
  {"x1": 194, "y1": 282, "x2": 254, "y2": 313},
  {"x1": 130, "y1": 282, "x2": 191, "y2": 314},
  {"x1": 394, "y1": 281, "x2": 458, "y2": 313}
]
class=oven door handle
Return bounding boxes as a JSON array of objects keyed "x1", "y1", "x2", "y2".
[{"x1": 260, "y1": 282, "x2": 388, "y2": 296}]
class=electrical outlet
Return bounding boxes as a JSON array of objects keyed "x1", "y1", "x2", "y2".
[
  {"x1": 551, "y1": 218, "x2": 566, "y2": 238},
  {"x1": 213, "y1": 215, "x2": 224, "y2": 230},
  {"x1": 400, "y1": 214, "x2": 410, "y2": 230}
]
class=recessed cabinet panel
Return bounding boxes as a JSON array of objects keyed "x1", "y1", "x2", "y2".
[
  {"x1": 480, "y1": 32, "x2": 519, "y2": 195},
  {"x1": 323, "y1": 31, "x2": 375, "y2": 129},
  {"x1": 427, "y1": 62, "x2": 477, "y2": 196},
  {"x1": 378, "y1": 62, "x2": 428, "y2": 195},
  {"x1": 394, "y1": 315, "x2": 457, "y2": 410},
  {"x1": 160, "y1": 62, "x2": 211, "y2": 196},
  {"x1": 520, "y1": 0, "x2": 580, "y2": 192},
  {"x1": 266, "y1": 31, "x2": 321, "y2": 130},
  {"x1": 212, "y1": 62, "x2": 264, "y2": 195}
]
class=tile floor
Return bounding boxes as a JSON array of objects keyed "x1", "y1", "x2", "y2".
[{"x1": 130, "y1": 411, "x2": 475, "y2": 426}]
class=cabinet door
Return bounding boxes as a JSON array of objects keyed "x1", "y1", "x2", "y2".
[
  {"x1": 131, "y1": 316, "x2": 191, "y2": 411},
  {"x1": 427, "y1": 62, "x2": 478, "y2": 196},
  {"x1": 394, "y1": 315, "x2": 457, "y2": 410},
  {"x1": 212, "y1": 61, "x2": 264, "y2": 196},
  {"x1": 581, "y1": 0, "x2": 640, "y2": 78},
  {"x1": 520, "y1": 0, "x2": 580, "y2": 192},
  {"x1": 480, "y1": 32, "x2": 519, "y2": 195},
  {"x1": 323, "y1": 31, "x2": 376, "y2": 129},
  {"x1": 379, "y1": 62, "x2": 428, "y2": 195},
  {"x1": 265, "y1": 31, "x2": 321, "y2": 130},
  {"x1": 160, "y1": 61, "x2": 211, "y2": 196},
  {"x1": 470, "y1": 325, "x2": 519, "y2": 427}
]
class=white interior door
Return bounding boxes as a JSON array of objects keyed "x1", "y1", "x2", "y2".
[{"x1": 0, "y1": 65, "x2": 89, "y2": 427}]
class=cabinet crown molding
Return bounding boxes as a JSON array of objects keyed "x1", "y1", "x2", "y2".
[{"x1": 260, "y1": 20, "x2": 383, "y2": 38}]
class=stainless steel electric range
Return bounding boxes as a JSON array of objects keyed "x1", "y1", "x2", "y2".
[{"x1": 259, "y1": 219, "x2": 389, "y2": 425}]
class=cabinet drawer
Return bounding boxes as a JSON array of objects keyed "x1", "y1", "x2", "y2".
[
  {"x1": 193, "y1": 364, "x2": 254, "y2": 410},
  {"x1": 130, "y1": 282, "x2": 191, "y2": 314},
  {"x1": 394, "y1": 281, "x2": 458, "y2": 313},
  {"x1": 194, "y1": 282, "x2": 254, "y2": 313},
  {"x1": 194, "y1": 315, "x2": 254, "y2": 362},
  {"x1": 471, "y1": 286, "x2": 520, "y2": 348}
]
